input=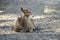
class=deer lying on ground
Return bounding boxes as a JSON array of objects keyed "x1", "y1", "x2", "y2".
[{"x1": 13, "y1": 7, "x2": 35, "y2": 32}]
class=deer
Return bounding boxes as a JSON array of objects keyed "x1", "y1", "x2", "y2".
[{"x1": 13, "y1": 7, "x2": 35, "y2": 32}]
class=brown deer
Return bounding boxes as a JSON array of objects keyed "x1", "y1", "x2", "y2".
[{"x1": 13, "y1": 7, "x2": 35, "y2": 32}]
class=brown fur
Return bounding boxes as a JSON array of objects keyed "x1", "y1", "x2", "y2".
[{"x1": 13, "y1": 7, "x2": 35, "y2": 32}]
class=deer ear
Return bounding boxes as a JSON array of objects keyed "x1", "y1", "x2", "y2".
[{"x1": 21, "y1": 7, "x2": 23, "y2": 11}]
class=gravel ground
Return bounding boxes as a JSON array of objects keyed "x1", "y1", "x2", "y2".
[
  {"x1": 0, "y1": 13, "x2": 60, "y2": 40},
  {"x1": 0, "y1": 0, "x2": 60, "y2": 40}
]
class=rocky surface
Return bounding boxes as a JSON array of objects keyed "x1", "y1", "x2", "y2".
[
  {"x1": 0, "y1": 14, "x2": 60, "y2": 40},
  {"x1": 0, "y1": 0, "x2": 60, "y2": 40}
]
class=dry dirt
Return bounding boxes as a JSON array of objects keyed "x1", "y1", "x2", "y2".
[{"x1": 0, "y1": 13, "x2": 60, "y2": 40}]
